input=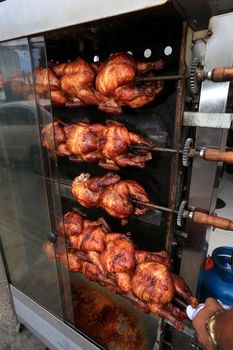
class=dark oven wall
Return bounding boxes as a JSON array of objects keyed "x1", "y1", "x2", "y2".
[{"x1": 44, "y1": 11, "x2": 183, "y2": 252}]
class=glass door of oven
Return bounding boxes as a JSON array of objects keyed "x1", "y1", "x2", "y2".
[{"x1": 0, "y1": 37, "x2": 73, "y2": 322}]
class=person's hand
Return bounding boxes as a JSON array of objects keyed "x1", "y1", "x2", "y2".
[{"x1": 192, "y1": 298, "x2": 224, "y2": 350}]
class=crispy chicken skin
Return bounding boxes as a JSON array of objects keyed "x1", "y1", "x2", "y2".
[
  {"x1": 11, "y1": 53, "x2": 164, "y2": 112},
  {"x1": 131, "y1": 262, "x2": 175, "y2": 305},
  {"x1": 95, "y1": 52, "x2": 164, "y2": 113},
  {"x1": 100, "y1": 237, "x2": 136, "y2": 273},
  {"x1": 71, "y1": 173, "x2": 149, "y2": 220},
  {"x1": 59, "y1": 59, "x2": 100, "y2": 106},
  {"x1": 43, "y1": 211, "x2": 198, "y2": 330},
  {"x1": 53, "y1": 53, "x2": 164, "y2": 113},
  {"x1": 41, "y1": 119, "x2": 153, "y2": 170},
  {"x1": 41, "y1": 120, "x2": 66, "y2": 157}
]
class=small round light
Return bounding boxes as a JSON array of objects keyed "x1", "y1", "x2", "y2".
[
  {"x1": 93, "y1": 55, "x2": 100, "y2": 62},
  {"x1": 164, "y1": 46, "x2": 173, "y2": 56},
  {"x1": 144, "y1": 48, "x2": 152, "y2": 58},
  {"x1": 127, "y1": 51, "x2": 133, "y2": 55}
]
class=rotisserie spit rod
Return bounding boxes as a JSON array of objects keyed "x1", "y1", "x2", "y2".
[
  {"x1": 131, "y1": 138, "x2": 233, "y2": 167},
  {"x1": 130, "y1": 198, "x2": 233, "y2": 232},
  {"x1": 71, "y1": 173, "x2": 233, "y2": 231},
  {"x1": 138, "y1": 65, "x2": 233, "y2": 83}
]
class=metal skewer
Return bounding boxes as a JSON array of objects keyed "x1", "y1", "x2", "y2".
[
  {"x1": 131, "y1": 138, "x2": 233, "y2": 167},
  {"x1": 137, "y1": 74, "x2": 186, "y2": 82},
  {"x1": 130, "y1": 199, "x2": 233, "y2": 231}
]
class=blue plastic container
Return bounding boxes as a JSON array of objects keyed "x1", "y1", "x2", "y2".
[{"x1": 199, "y1": 246, "x2": 233, "y2": 305}]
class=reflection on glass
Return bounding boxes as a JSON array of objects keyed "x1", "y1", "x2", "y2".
[
  {"x1": 29, "y1": 36, "x2": 74, "y2": 324},
  {"x1": 0, "y1": 38, "x2": 63, "y2": 317}
]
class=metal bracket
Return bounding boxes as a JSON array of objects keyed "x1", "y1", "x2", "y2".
[
  {"x1": 192, "y1": 29, "x2": 212, "y2": 43},
  {"x1": 183, "y1": 111, "x2": 233, "y2": 129},
  {"x1": 165, "y1": 320, "x2": 196, "y2": 338}
]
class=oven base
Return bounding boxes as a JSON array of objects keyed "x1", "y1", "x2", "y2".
[{"x1": 10, "y1": 285, "x2": 99, "y2": 350}]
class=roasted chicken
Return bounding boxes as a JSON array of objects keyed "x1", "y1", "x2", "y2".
[
  {"x1": 35, "y1": 68, "x2": 60, "y2": 96},
  {"x1": 8, "y1": 68, "x2": 66, "y2": 104},
  {"x1": 10, "y1": 52, "x2": 164, "y2": 113},
  {"x1": 57, "y1": 58, "x2": 101, "y2": 107},
  {"x1": 34, "y1": 68, "x2": 68, "y2": 105},
  {"x1": 95, "y1": 52, "x2": 164, "y2": 113},
  {"x1": 54, "y1": 53, "x2": 164, "y2": 113},
  {"x1": 71, "y1": 173, "x2": 149, "y2": 220},
  {"x1": 43, "y1": 211, "x2": 198, "y2": 330},
  {"x1": 41, "y1": 119, "x2": 154, "y2": 170}
]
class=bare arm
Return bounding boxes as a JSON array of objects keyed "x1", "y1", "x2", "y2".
[{"x1": 192, "y1": 298, "x2": 233, "y2": 350}]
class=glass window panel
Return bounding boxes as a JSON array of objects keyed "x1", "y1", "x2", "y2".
[
  {"x1": 29, "y1": 35, "x2": 74, "y2": 323},
  {"x1": 0, "y1": 38, "x2": 63, "y2": 318}
]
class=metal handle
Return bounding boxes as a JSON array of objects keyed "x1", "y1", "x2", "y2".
[
  {"x1": 192, "y1": 212, "x2": 233, "y2": 231},
  {"x1": 203, "y1": 149, "x2": 233, "y2": 164},
  {"x1": 210, "y1": 67, "x2": 233, "y2": 82}
]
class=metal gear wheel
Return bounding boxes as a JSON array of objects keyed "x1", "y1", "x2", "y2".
[
  {"x1": 177, "y1": 200, "x2": 188, "y2": 227},
  {"x1": 189, "y1": 58, "x2": 199, "y2": 95},
  {"x1": 182, "y1": 138, "x2": 194, "y2": 167}
]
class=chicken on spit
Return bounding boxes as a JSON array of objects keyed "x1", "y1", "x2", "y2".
[
  {"x1": 55, "y1": 58, "x2": 101, "y2": 107},
  {"x1": 95, "y1": 52, "x2": 164, "y2": 114},
  {"x1": 8, "y1": 68, "x2": 67, "y2": 104},
  {"x1": 41, "y1": 119, "x2": 154, "y2": 170},
  {"x1": 34, "y1": 68, "x2": 68, "y2": 105},
  {"x1": 71, "y1": 172, "x2": 150, "y2": 220},
  {"x1": 10, "y1": 53, "x2": 164, "y2": 113},
  {"x1": 51, "y1": 52, "x2": 164, "y2": 113},
  {"x1": 43, "y1": 210, "x2": 198, "y2": 330}
]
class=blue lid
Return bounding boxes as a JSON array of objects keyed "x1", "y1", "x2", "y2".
[{"x1": 212, "y1": 246, "x2": 233, "y2": 283}]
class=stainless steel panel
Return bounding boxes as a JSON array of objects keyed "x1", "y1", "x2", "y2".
[
  {"x1": 180, "y1": 12, "x2": 233, "y2": 293},
  {"x1": 183, "y1": 112, "x2": 233, "y2": 129},
  {"x1": 0, "y1": 0, "x2": 167, "y2": 42},
  {"x1": 10, "y1": 285, "x2": 100, "y2": 350}
]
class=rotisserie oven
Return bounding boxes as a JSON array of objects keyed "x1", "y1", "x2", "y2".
[{"x1": 0, "y1": 1, "x2": 233, "y2": 349}]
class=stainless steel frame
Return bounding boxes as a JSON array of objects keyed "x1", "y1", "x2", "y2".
[
  {"x1": 180, "y1": 12, "x2": 233, "y2": 293},
  {"x1": 183, "y1": 111, "x2": 233, "y2": 129},
  {"x1": 0, "y1": 0, "x2": 168, "y2": 42}
]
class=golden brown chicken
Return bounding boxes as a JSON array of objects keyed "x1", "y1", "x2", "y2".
[
  {"x1": 98, "y1": 119, "x2": 153, "y2": 170},
  {"x1": 41, "y1": 119, "x2": 153, "y2": 170},
  {"x1": 100, "y1": 178, "x2": 149, "y2": 219},
  {"x1": 41, "y1": 120, "x2": 66, "y2": 157},
  {"x1": 131, "y1": 262, "x2": 175, "y2": 307},
  {"x1": 58, "y1": 59, "x2": 101, "y2": 106},
  {"x1": 43, "y1": 211, "x2": 198, "y2": 330},
  {"x1": 71, "y1": 173, "x2": 149, "y2": 220},
  {"x1": 95, "y1": 52, "x2": 164, "y2": 113},
  {"x1": 64, "y1": 121, "x2": 104, "y2": 163},
  {"x1": 10, "y1": 53, "x2": 164, "y2": 113},
  {"x1": 35, "y1": 68, "x2": 60, "y2": 95},
  {"x1": 9, "y1": 68, "x2": 64, "y2": 103},
  {"x1": 57, "y1": 210, "x2": 84, "y2": 237},
  {"x1": 50, "y1": 90, "x2": 68, "y2": 105},
  {"x1": 51, "y1": 53, "x2": 164, "y2": 113}
]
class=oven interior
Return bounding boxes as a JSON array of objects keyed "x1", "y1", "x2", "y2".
[
  {"x1": 44, "y1": 8, "x2": 185, "y2": 252},
  {"x1": 32, "y1": 7, "x2": 193, "y2": 349}
]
